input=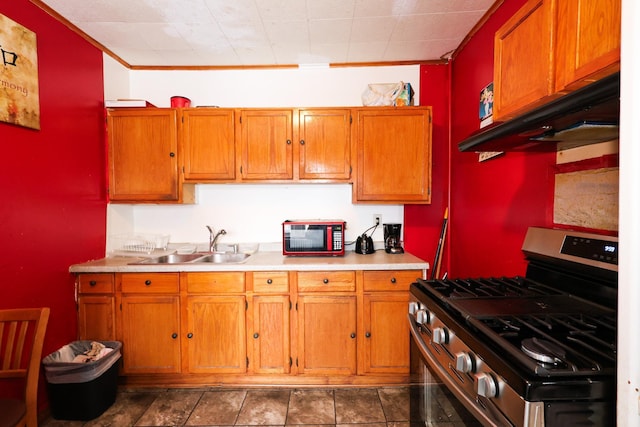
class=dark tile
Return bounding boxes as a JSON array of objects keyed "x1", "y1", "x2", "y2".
[
  {"x1": 186, "y1": 390, "x2": 247, "y2": 426},
  {"x1": 334, "y1": 388, "x2": 385, "y2": 424},
  {"x1": 40, "y1": 418, "x2": 85, "y2": 427},
  {"x1": 135, "y1": 389, "x2": 202, "y2": 426},
  {"x1": 236, "y1": 389, "x2": 290, "y2": 425},
  {"x1": 377, "y1": 387, "x2": 409, "y2": 422},
  {"x1": 286, "y1": 389, "x2": 335, "y2": 425},
  {"x1": 84, "y1": 391, "x2": 158, "y2": 427}
]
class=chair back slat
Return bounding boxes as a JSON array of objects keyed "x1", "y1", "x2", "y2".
[
  {"x1": 0, "y1": 307, "x2": 50, "y2": 427},
  {"x1": 1, "y1": 319, "x2": 30, "y2": 372}
]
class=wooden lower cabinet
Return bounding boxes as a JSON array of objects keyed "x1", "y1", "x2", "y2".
[
  {"x1": 77, "y1": 274, "x2": 116, "y2": 341},
  {"x1": 120, "y1": 294, "x2": 181, "y2": 374},
  {"x1": 296, "y1": 294, "x2": 357, "y2": 375},
  {"x1": 76, "y1": 267, "x2": 419, "y2": 385},
  {"x1": 247, "y1": 271, "x2": 291, "y2": 374},
  {"x1": 185, "y1": 295, "x2": 246, "y2": 373},
  {"x1": 361, "y1": 293, "x2": 409, "y2": 374},
  {"x1": 359, "y1": 270, "x2": 420, "y2": 375},
  {"x1": 249, "y1": 295, "x2": 291, "y2": 374},
  {"x1": 184, "y1": 272, "x2": 247, "y2": 374}
]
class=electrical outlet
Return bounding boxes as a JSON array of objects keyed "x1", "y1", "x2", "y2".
[{"x1": 373, "y1": 214, "x2": 382, "y2": 226}]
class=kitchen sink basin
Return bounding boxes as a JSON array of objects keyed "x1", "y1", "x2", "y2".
[
  {"x1": 133, "y1": 253, "x2": 207, "y2": 264},
  {"x1": 193, "y1": 253, "x2": 251, "y2": 263},
  {"x1": 130, "y1": 252, "x2": 251, "y2": 265}
]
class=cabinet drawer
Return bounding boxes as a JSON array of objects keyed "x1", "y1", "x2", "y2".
[
  {"x1": 187, "y1": 272, "x2": 245, "y2": 293},
  {"x1": 363, "y1": 270, "x2": 422, "y2": 292},
  {"x1": 252, "y1": 272, "x2": 289, "y2": 293},
  {"x1": 297, "y1": 271, "x2": 355, "y2": 292},
  {"x1": 78, "y1": 274, "x2": 114, "y2": 294},
  {"x1": 120, "y1": 273, "x2": 179, "y2": 293}
]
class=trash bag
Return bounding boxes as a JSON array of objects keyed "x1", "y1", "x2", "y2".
[{"x1": 42, "y1": 340, "x2": 121, "y2": 384}]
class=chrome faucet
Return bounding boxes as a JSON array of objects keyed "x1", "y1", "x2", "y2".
[{"x1": 206, "y1": 226, "x2": 226, "y2": 252}]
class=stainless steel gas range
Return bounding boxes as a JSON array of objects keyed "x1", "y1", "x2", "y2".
[{"x1": 408, "y1": 227, "x2": 617, "y2": 426}]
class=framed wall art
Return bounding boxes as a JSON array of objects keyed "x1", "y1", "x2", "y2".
[{"x1": 0, "y1": 13, "x2": 40, "y2": 130}]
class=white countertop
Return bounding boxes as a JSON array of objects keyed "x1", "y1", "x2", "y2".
[{"x1": 69, "y1": 250, "x2": 429, "y2": 273}]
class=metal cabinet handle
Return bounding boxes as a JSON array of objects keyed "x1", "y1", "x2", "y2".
[
  {"x1": 144, "y1": 280, "x2": 152, "y2": 286},
  {"x1": 300, "y1": 139, "x2": 305, "y2": 145},
  {"x1": 253, "y1": 333, "x2": 259, "y2": 339},
  {"x1": 323, "y1": 278, "x2": 329, "y2": 284},
  {"x1": 286, "y1": 139, "x2": 292, "y2": 145},
  {"x1": 89, "y1": 280, "x2": 97, "y2": 286},
  {"x1": 267, "y1": 278, "x2": 273, "y2": 284},
  {"x1": 365, "y1": 332, "x2": 371, "y2": 338},
  {"x1": 169, "y1": 152, "x2": 175, "y2": 157},
  {"x1": 187, "y1": 333, "x2": 193, "y2": 339},
  {"x1": 390, "y1": 277, "x2": 397, "y2": 284},
  {"x1": 171, "y1": 333, "x2": 178, "y2": 339},
  {"x1": 350, "y1": 332, "x2": 356, "y2": 339}
]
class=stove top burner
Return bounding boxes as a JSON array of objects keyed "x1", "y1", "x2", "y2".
[{"x1": 521, "y1": 337, "x2": 566, "y2": 365}]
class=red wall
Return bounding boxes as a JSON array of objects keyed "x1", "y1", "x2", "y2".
[
  {"x1": 404, "y1": 64, "x2": 450, "y2": 276},
  {"x1": 0, "y1": 0, "x2": 106, "y2": 401},
  {"x1": 407, "y1": 1, "x2": 556, "y2": 278},
  {"x1": 448, "y1": 0, "x2": 556, "y2": 277}
]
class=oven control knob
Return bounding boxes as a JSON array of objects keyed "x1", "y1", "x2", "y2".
[
  {"x1": 474, "y1": 373, "x2": 499, "y2": 398},
  {"x1": 454, "y1": 352, "x2": 474, "y2": 373},
  {"x1": 415, "y1": 309, "x2": 428, "y2": 325},
  {"x1": 432, "y1": 327, "x2": 450, "y2": 344},
  {"x1": 408, "y1": 301, "x2": 420, "y2": 315}
]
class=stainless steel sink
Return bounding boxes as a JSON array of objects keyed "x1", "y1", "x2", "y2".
[
  {"x1": 193, "y1": 253, "x2": 251, "y2": 263},
  {"x1": 132, "y1": 253, "x2": 207, "y2": 264},
  {"x1": 129, "y1": 252, "x2": 251, "y2": 265}
]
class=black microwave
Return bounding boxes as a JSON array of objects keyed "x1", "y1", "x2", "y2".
[{"x1": 282, "y1": 220, "x2": 346, "y2": 256}]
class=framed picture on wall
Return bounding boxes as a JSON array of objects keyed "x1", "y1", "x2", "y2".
[
  {"x1": 479, "y1": 82, "x2": 493, "y2": 121},
  {"x1": 0, "y1": 13, "x2": 40, "y2": 130}
]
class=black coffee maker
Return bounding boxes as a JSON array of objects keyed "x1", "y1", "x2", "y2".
[{"x1": 383, "y1": 223, "x2": 404, "y2": 254}]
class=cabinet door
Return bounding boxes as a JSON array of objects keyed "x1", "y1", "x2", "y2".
[
  {"x1": 361, "y1": 293, "x2": 410, "y2": 374},
  {"x1": 493, "y1": 0, "x2": 555, "y2": 120},
  {"x1": 554, "y1": 0, "x2": 620, "y2": 92},
  {"x1": 355, "y1": 108, "x2": 432, "y2": 203},
  {"x1": 298, "y1": 109, "x2": 351, "y2": 180},
  {"x1": 77, "y1": 274, "x2": 115, "y2": 341},
  {"x1": 78, "y1": 296, "x2": 116, "y2": 341},
  {"x1": 296, "y1": 295, "x2": 356, "y2": 375},
  {"x1": 249, "y1": 295, "x2": 290, "y2": 374},
  {"x1": 185, "y1": 295, "x2": 246, "y2": 373},
  {"x1": 107, "y1": 108, "x2": 180, "y2": 201},
  {"x1": 182, "y1": 109, "x2": 236, "y2": 181},
  {"x1": 239, "y1": 109, "x2": 293, "y2": 180},
  {"x1": 120, "y1": 295, "x2": 181, "y2": 374}
]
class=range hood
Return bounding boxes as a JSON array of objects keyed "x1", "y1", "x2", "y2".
[{"x1": 458, "y1": 72, "x2": 620, "y2": 152}]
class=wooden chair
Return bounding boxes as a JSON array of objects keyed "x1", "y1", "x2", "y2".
[{"x1": 0, "y1": 308, "x2": 50, "y2": 427}]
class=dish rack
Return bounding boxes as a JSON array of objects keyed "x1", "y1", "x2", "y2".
[{"x1": 110, "y1": 233, "x2": 170, "y2": 254}]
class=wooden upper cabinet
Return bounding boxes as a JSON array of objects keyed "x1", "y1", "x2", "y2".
[
  {"x1": 107, "y1": 108, "x2": 184, "y2": 202},
  {"x1": 181, "y1": 109, "x2": 236, "y2": 181},
  {"x1": 494, "y1": 0, "x2": 621, "y2": 120},
  {"x1": 298, "y1": 109, "x2": 352, "y2": 180},
  {"x1": 354, "y1": 107, "x2": 432, "y2": 204},
  {"x1": 554, "y1": 0, "x2": 620, "y2": 92},
  {"x1": 239, "y1": 109, "x2": 293, "y2": 180},
  {"x1": 493, "y1": 0, "x2": 556, "y2": 121}
]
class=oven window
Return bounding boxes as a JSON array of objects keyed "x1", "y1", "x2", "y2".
[{"x1": 410, "y1": 336, "x2": 483, "y2": 426}]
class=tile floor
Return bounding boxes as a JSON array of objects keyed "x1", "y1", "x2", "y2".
[{"x1": 41, "y1": 387, "x2": 415, "y2": 427}]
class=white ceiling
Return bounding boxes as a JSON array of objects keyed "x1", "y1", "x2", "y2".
[{"x1": 37, "y1": 0, "x2": 496, "y2": 68}]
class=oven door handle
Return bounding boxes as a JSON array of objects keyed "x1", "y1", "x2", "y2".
[{"x1": 409, "y1": 316, "x2": 514, "y2": 427}]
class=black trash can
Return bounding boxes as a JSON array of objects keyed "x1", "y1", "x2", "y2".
[{"x1": 42, "y1": 340, "x2": 121, "y2": 420}]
